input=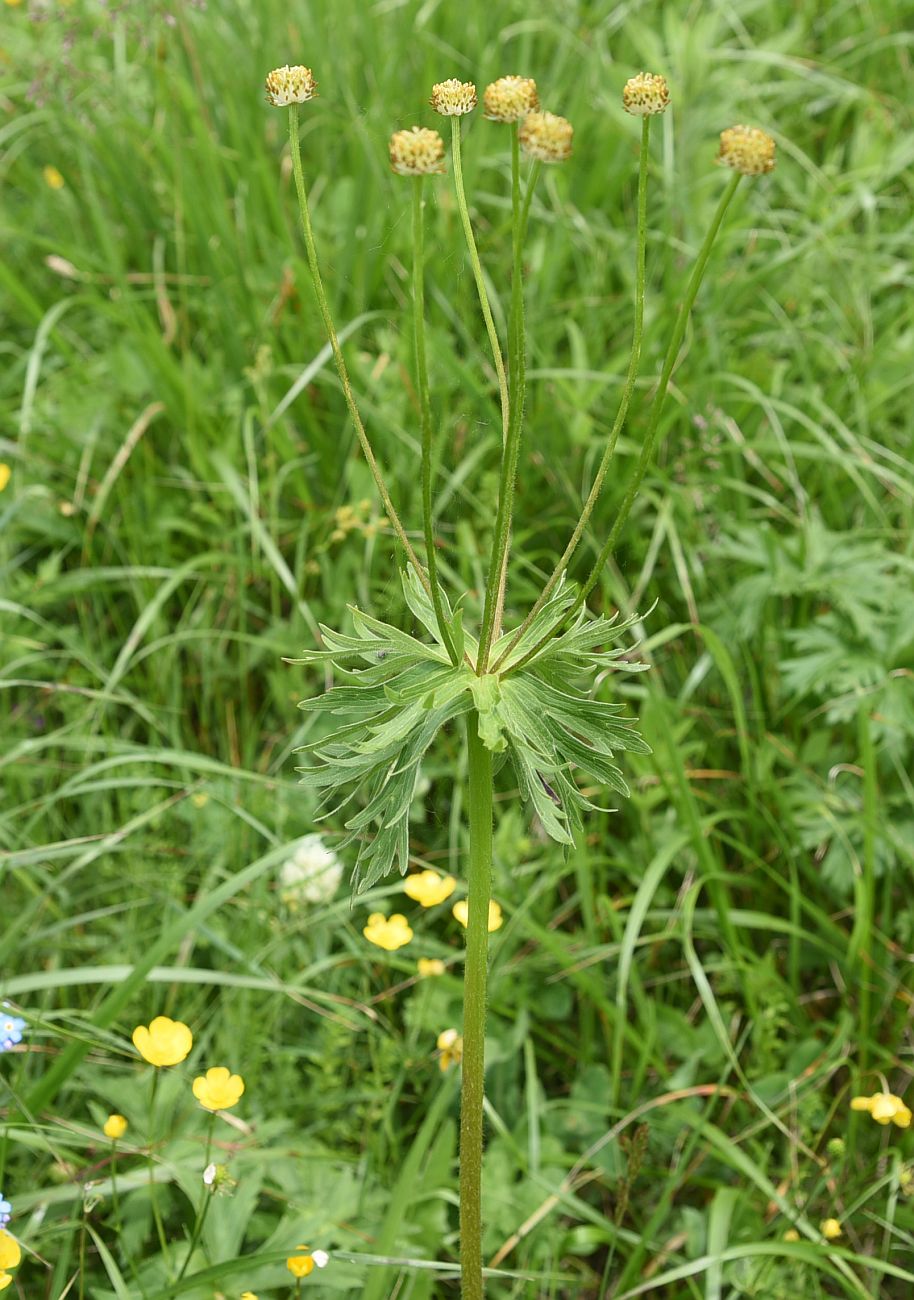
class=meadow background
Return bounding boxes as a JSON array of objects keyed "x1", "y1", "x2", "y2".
[{"x1": 2, "y1": 0, "x2": 914, "y2": 1295}]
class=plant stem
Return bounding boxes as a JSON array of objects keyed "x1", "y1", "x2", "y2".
[
  {"x1": 508, "y1": 171, "x2": 743, "y2": 675},
  {"x1": 477, "y1": 139, "x2": 539, "y2": 671},
  {"x1": 412, "y1": 177, "x2": 458, "y2": 663},
  {"x1": 460, "y1": 710, "x2": 494, "y2": 1299},
  {"x1": 450, "y1": 116, "x2": 509, "y2": 443},
  {"x1": 852, "y1": 700, "x2": 876, "y2": 1080},
  {"x1": 287, "y1": 106, "x2": 429, "y2": 590},
  {"x1": 147, "y1": 1069, "x2": 170, "y2": 1269},
  {"x1": 175, "y1": 1113, "x2": 216, "y2": 1285},
  {"x1": 492, "y1": 117, "x2": 652, "y2": 673}
]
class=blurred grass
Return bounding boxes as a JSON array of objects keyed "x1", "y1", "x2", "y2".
[{"x1": 2, "y1": 0, "x2": 914, "y2": 1295}]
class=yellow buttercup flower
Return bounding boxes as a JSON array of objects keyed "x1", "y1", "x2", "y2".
[
  {"x1": 287, "y1": 1245, "x2": 329, "y2": 1278},
  {"x1": 716, "y1": 125, "x2": 776, "y2": 176},
  {"x1": 403, "y1": 870, "x2": 456, "y2": 907},
  {"x1": 192, "y1": 1066, "x2": 245, "y2": 1112},
  {"x1": 851, "y1": 1091, "x2": 912, "y2": 1128},
  {"x1": 622, "y1": 72, "x2": 671, "y2": 116},
  {"x1": 43, "y1": 165, "x2": 65, "y2": 190},
  {"x1": 518, "y1": 111, "x2": 573, "y2": 164},
  {"x1": 265, "y1": 65, "x2": 317, "y2": 107},
  {"x1": 132, "y1": 1016, "x2": 193, "y2": 1067},
  {"x1": 783, "y1": 1229, "x2": 800, "y2": 1242},
  {"x1": 418, "y1": 958, "x2": 446, "y2": 978},
  {"x1": 103, "y1": 1113, "x2": 127, "y2": 1140},
  {"x1": 430, "y1": 78, "x2": 477, "y2": 116},
  {"x1": 0, "y1": 1230, "x2": 20, "y2": 1291},
  {"x1": 389, "y1": 127, "x2": 446, "y2": 177},
  {"x1": 483, "y1": 76, "x2": 539, "y2": 122},
  {"x1": 240, "y1": 1292, "x2": 258, "y2": 1299},
  {"x1": 363, "y1": 912, "x2": 414, "y2": 951},
  {"x1": 820, "y1": 1218, "x2": 841, "y2": 1240},
  {"x1": 437, "y1": 1028, "x2": 463, "y2": 1071},
  {"x1": 0, "y1": 464, "x2": 10, "y2": 492},
  {"x1": 452, "y1": 898, "x2": 504, "y2": 932}
]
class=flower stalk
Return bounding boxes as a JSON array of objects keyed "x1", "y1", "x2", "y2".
[
  {"x1": 459, "y1": 709, "x2": 494, "y2": 1300},
  {"x1": 449, "y1": 116, "x2": 510, "y2": 443},
  {"x1": 413, "y1": 177, "x2": 459, "y2": 664},
  {"x1": 287, "y1": 105, "x2": 430, "y2": 592}
]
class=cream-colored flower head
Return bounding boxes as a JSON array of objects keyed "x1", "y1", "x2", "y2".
[
  {"x1": 389, "y1": 126, "x2": 446, "y2": 176},
  {"x1": 430, "y1": 78, "x2": 477, "y2": 116},
  {"x1": 716, "y1": 125, "x2": 776, "y2": 176},
  {"x1": 519, "y1": 111, "x2": 573, "y2": 163},
  {"x1": 483, "y1": 75, "x2": 539, "y2": 122},
  {"x1": 265, "y1": 65, "x2": 317, "y2": 107},
  {"x1": 622, "y1": 72, "x2": 671, "y2": 116}
]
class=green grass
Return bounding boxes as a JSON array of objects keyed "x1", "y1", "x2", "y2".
[{"x1": 2, "y1": 0, "x2": 914, "y2": 1295}]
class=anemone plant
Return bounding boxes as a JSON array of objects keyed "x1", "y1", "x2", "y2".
[{"x1": 269, "y1": 60, "x2": 776, "y2": 1298}]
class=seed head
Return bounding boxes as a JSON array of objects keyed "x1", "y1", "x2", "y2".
[
  {"x1": 389, "y1": 126, "x2": 446, "y2": 176},
  {"x1": 716, "y1": 125, "x2": 776, "y2": 176},
  {"x1": 430, "y1": 78, "x2": 477, "y2": 116},
  {"x1": 622, "y1": 71, "x2": 671, "y2": 116},
  {"x1": 265, "y1": 65, "x2": 317, "y2": 108},
  {"x1": 518, "y1": 111, "x2": 573, "y2": 164},
  {"x1": 483, "y1": 75, "x2": 540, "y2": 122}
]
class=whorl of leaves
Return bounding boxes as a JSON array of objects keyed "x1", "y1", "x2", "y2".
[{"x1": 289, "y1": 572, "x2": 649, "y2": 894}]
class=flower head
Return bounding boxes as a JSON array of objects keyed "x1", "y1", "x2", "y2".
[
  {"x1": 851, "y1": 1091, "x2": 912, "y2": 1128},
  {"x1": 783, "y1": 1228, "x2": 799, "y2": 1242},
  {"x1": 203, "y1": 1162, "x2": 237, "y2": 1195},
  {"x1": 0, "y1": 1196, "x2": 10, "y2": 1228},
  {"x1": 430, "y1": 78, "x2": 477, "y2": 116},
  {"x1": 363, "y1": 912, "x2": 414, "y2": 951},
  {"x1": 287, "y1": 1245, "x2": 329, "y2": 1278},
  {"x1": 452, "y1": 898, "x2": 504, "y2": 932},
  {"x1": 0, "y1": 466, "x2": 10, "y2": 494},
  {"x1": 192, "y1": 1066, "x2": 245, "y2": 1112},
  {"x1": 389, "y1": 127, "x2": 446, "y2": 177},
  {"x1": 519, "y1": 111, "x2": 573, "y2": 164},
  {"x1": 0, "y1": 1016, "x2": 25, "y2": 1052},
  {"x1": 265, "y1": 64, "x2": 317, "y2": 107},
  {"x1": 716, "y1": 125, "x2": 776, "y2": 176},
  {"x1": 417, "y1": 958, "x2": 446, "y2": 978},
  {"x1": 483, "y1": 76, "x2": 539, "y2": 122},
  {"x1": 403, "y1": 870, "x2": 456, "y2": 908},
  {"x1": 103, "y1": 1114, "x2": 127, "y2": 1141},
  {"x1": 43, "y1": 165, "x2": 65, "y2": 189},
  {"x1": 279, "y1": 834, "x2": 343, "y2": 908},
  {"x1": 622, "y1": 72, "x2": 671, "y2": 116},
  {"x1": 0, "y1": 1230, "x2": 20, "y2": 1288},
  {"x1": 437, "y1": 1028, "x2": 463, "y2": 1071},
  {"x1": 241, "y1": 1293, "x2": 259, "y2": 1300},
  {"x1": 820, "y1": 1217, "x2": 842, "y2": 1240},
  {"x1": 132, "y1": 1016, "x2": 193, "y2": 1067}
]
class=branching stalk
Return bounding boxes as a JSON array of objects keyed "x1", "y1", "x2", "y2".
[
  {"x1": 507, "y1": 171, "x2": 743, "y2": 674},
  {"x1": 492, "y1": 117, "x2": 652, "y2": 673},
  {"x1": 477, "y1": 145, "x2": 540, "y2": 671},
  {"x1": 287, "y1": 106, "x2": 429, "y2": 591}
]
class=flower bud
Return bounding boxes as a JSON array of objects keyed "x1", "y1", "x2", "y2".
[
  {"x1": 483, "y1": 76, "x2": 539, "y2": 122},
  {"x1": 518, "y1": 111, "x2": 573, "y2": 163},
  {"x1": 622, "y1": 71, "x2": 671, "y2": 116},
  {"x1": 430, "y1": 78, "x2": 477, "y2": 116},
  {"x1": 389, "y1": 127, "x2": 446, "y2": 176},
  {"x1": 265, "y1": 65, "x2": 317, "y2": 107},
  {"x1": 716, "y1": 125, "x2": 776, "y2": 176}
]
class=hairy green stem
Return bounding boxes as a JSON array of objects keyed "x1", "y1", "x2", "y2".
[
  {"x1": 508, "y1": 171, "x2": 743, "y2": 674},
  {"x1": 460, "y1": 710, "x2": 494, "y2": 1299},
  {"x1": 287, "y1": 106, "x2": 429, "y2": 590},
  {"x1": 412, "y1": 178, "x2": 458, "y2": 663},
  {"x1": 450, "y1": 116, "x2": 509, "y2": 442},
  {"x1": 174, "y1": 1112, "x2": 216, "y2": 1285},
  {"x1": 492, "y1": 117, "x2": 652, "y2": 674},
  {"x1": 477, "y1": 143, "x2": 539, "y2": 671}
]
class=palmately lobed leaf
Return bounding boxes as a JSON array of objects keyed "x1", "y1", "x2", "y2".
[{"x1": 292, "y1": 573, "x2": 650, "y2": 893}]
